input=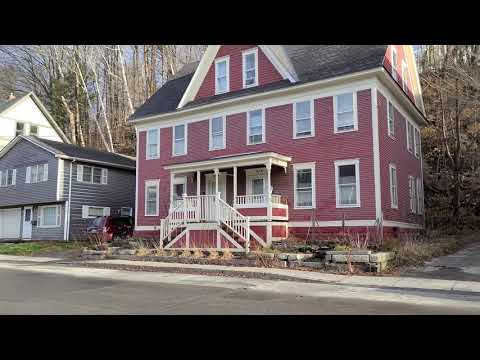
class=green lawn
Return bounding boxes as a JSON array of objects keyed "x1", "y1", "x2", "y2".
[{"x1": 0, "y1": 241, "x2": 86, "y2": 256}]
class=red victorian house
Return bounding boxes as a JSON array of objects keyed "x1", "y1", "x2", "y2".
[{"x1": 129, "y1": 45, "x2": 426, "y2": 252}]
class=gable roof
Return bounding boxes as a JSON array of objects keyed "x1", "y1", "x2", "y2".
[
  {"x1": 128, "y1": 45, "x2": 398, "y2": 122},
  {"x1": 0, "y1": 92, "x2": 71, "y2": 144},
  {"x1": 0, "y1": 135, "x2": 135, "y2": 170}
]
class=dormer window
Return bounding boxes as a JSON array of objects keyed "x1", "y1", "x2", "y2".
[
  {"x1": 215, "y1": 56, "x2": 229, "y2": 94},
  {"x1": 242, "y1": 48, "x2": 258, "y2": 88}
]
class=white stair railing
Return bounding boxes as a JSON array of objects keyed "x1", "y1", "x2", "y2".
[
  {"x1": 160, "y1": 201, "x2": 186, "y2": 243},
  {"x1": 216, "y1": 193, "x2": 250, "y2": 252}
]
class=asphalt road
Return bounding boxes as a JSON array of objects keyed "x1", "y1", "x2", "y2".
[{"x1": 0, "y1": 268, "x2": 478, "y2": 314}]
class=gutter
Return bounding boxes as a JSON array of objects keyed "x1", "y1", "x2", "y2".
[
  {"x1": 65, "y1": 160, "x2": 74, "y2": 241},
  {"x1": 55, "y1": 155, "x2": 136, "y2": 171}
]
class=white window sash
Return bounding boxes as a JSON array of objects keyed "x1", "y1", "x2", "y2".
[
  {"x1": 209, "y1": 116, "x2": 226, "y2": 150},
  {"x1": 39, "y1": 205, "x2": 61, "y2": 228},
  {"x1": 391, "y1": 46, "x2": 398, "y2": 81},
  {"x1": 388, "y1": 101, "x2": 395, "y2": 138},
  {"x1": 389, "y1": 164, "x2": 398, "y2": 209},
  {"x1": 293, "y1": 163, "x2": 316, "y2": 209},
  {"x1": 335, "y1": 159, "x2": 361, "y2": 208},
  {"x1": 145, "y1": 180, "x2": 159, "y2": 216},
  {"x1": 215, "y1": 56, "x2": 230, "y2": 94},
  {"x1": 173, "y1": 124, "x2": 187, "y2": 156},
  {"x1": 146, "y1": 128, "x2": 160, "y2": 160},
  {"x1": 242, "y1": 48, "x2": 258, "y2": 88},
  {"x1": 247, "y1": 109, "x2": 265, "y2": 145},
  {"x1": 293, "y1": 100, "x2": 314, "y2": 138},
  {"x1": 334, "y1": 92, "x2": 358, "y2": 133}
]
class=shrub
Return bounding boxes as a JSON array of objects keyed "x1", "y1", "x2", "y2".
[{"x1": 134, "y1": 239, "x2": 150, "y2": 257}]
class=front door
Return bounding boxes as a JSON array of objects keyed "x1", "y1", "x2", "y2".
[
  {"x1": 205, "y1": 173, "x2": 227, "y2": 202},
  {"x1": 22, "y1": 206, "x2": 33, "y2": 240}
]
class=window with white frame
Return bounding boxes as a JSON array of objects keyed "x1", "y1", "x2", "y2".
[
  {"x1": 294, "y1": 163, "x2": 315, "y2": 209},
  {"x1": 15, "y1": 122, "x2": 25, "y2": 136},
  {"x1": 389, "y1": 164, "x2": 398, "y2": 209},
  {"x1": 247, "y1": 109, "x2": 264, "y2": 145},
  {"x1": 388, "y1": 101, "x2": 395, "y2": 138},
  {"x1": 145, "y1": 180, "x2": 159, "y2": 216},
  {"x1": 416, "y1": 178, "x2": 424, "y2": 214},
  {"x1": 294, "y1": 100, "x2": 314, "y2": 138},
  {"x1": 245, "y1": 168, "x2": 266, "y2": 196},
  {"x1": 121, "y1": 207, "x2": 133, "y2": 216},
  {"x1": 82, "y1": 205, "x2": 110, "y2": 219},
  {"x1": 414, "y1": 128, "x2": 421, "y2": 158},
  {"x1": 30, "y1": 125, "x2": 38, "y2": 136},
  {"x1": 242, "y1": 48, "x2": 258, "y2": 88},
  {"x1": 76, "y1": 165, "x2": 107, "y2": 184},
  {"x1": 402, "y1": 61, "x2": 408, "y2": 92},
  {"x1": 391, "y1": 46, "x2": 398, "y2": 80},
  {"x1": 173, "y1": 124, "x2": 187, "y2": 156},
  {"x1": 0, "y1": 169, "x2": 16, "y2": 187},
  {"x1": 408, "y1": 175, "x2": 417, "y2": 214},
  {"x1": 335, "y1": 160, "x2": 360, "y2": 207},
  {"x1": 209, "y1": 116, "x2": 225, "y2": 150},
  {"x1": 334, "y1": 92, "x2": 357, "y2": 133},
  {"x1": 146, "y1": 128, "x2": 160, "y2": 159},
  {"x1": 406, "y1": 121, "x2": 414, "y2": 153},
  {"x1": 26, "y1": 164, "x2": 48, "y2": 184},
  {"x1": 172, "y1": 176, "x2": 187, "y2": 204},
  {"x1": 215, "y1": 57, "x2": 229, "y2": 94},
  {"x1": 38, "y1": 205, "x2": 61, "y2": 227}
]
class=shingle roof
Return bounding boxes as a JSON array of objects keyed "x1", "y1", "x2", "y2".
[
  {"x1": 130, "y1": 45, "x2": 388, "y2": 120},
  {"x1": 0, "y1": 94, "x2": 28, "y2": 115},
  {"x1": 28, "y1": 136, "x2": 136, "y2": 170}
]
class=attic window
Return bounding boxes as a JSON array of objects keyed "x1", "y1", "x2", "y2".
[
  {"x1": 215, "y1": 57, "x2": 229, "y2": 94},
  {"x1": 16, "y1": 122, "x2": 25, "y2": 136},
  {"x1": 243, "y1": 48, "x2": 258, "y2": 88},
  {"x1": 30, "y1": 125, "x2": 38, "y2": 136}
]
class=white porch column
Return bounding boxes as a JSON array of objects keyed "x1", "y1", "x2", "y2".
[
  {"x1": 170, "y1": 171, "x2": 174, "y2": 209},
  {"x1": 214, "y1": 168, "x2": 219, "y2": 196},
  {"x1": 233, "y1": 166, "x2": 237, "y2": 207},
  {"x1": 266, "y1": 160, "x2": 272, "y2": 221},
  {"x1": 196, "y1": 170, "x2": 201, "y2": 196}
]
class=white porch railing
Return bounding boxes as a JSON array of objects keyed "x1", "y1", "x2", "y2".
[{"x1": 235, "y1": 194, "x2": 287, "y2": 207}]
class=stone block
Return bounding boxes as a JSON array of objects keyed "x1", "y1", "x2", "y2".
[
  {"x1": 118, "y1": 249, "x2": 136, "y2": 255},
  {"x1": 326, "y1": 250, "x2": 371, "y2": 255},
  {"x1": 332, "y1": 254, "x2": 370, "y2": 263},
  {"x1": 369, "y1": 252, "x2": 395, "y2": 263},
  {"x1": 82, "y1": 249, "x2": 106, "y2": 256},
  {"x1": 301, "y1": 261, "x2": 324, "y2": 269},
  {"x1": 277, "y1": 253, "x2": 289, "y2": 260}
]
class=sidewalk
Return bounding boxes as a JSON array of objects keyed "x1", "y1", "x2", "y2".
[{"x1": 1, "y1": 254, "x2": 480, "y2": 295}]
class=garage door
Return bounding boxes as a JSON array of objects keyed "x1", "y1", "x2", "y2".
[{"x1": 0, "y1": 208, "x2": 21, "y2": 239}]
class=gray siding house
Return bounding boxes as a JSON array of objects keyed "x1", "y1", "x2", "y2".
[{"x1": 0, "y1": 135, "x2": 135, "y2": 241}]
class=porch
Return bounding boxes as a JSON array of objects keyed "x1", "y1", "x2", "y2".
[{"x1": 167, "y1": 152, "x2": 291, "y2": 222}]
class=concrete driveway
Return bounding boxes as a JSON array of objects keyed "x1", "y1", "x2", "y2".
[{"x1": 402, "y1": 242, "x2": 480, "y2": 282}]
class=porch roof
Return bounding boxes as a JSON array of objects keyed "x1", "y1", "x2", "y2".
[{"x1": 164, "y1": 152, "x2": 291, "y2": 173}]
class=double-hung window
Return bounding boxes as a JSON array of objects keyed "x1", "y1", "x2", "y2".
[
  {"x1": 173, "y1": 124, "x2": 187, "y2": 156},
  {"x1": 409, "y1": 175, "x2": 417, "y2": 214},
  {"x1": 38, "y1": 205, "x2": 61, "y2": 227},
  {"x1": 416, "y1": 178, "x2": 424, "y2": 214},
  {"x1": 294, "y1": 100, "x2": 314, "y2": 138},
  {"x1": 334, "y1": 92, "x2": 357, "y2": 133},
  {"x1": 293, "y1": 163, "x2": 315, "y2": 209},
  {"x1": 335, "y1": 159, "x2": 360, "y2": 208},
  {"x1": 391, "y1": 46, "x2": 398, "y2": 81},
  {"x1": 76, "y1": 165, "x2": 107, "y2": 185},
  {"x1": 406, "y1": 121, "x2": 414, "y2": 153},
  {"x1": 0, "y1": 169, "x2": 16, "y2": 187},
  {"x1": 215, "y1": 57, "x2": 229, "y2": 94},
  {"x1": 82, "y1": 205, "x2": 110, "y2": 218},
  {"x1": 389, "y1": 164, "x2": 398, "y2": 209},
  {"x1": 26, "y1": 164, "x2": 48, "y2": 184},
  {"x1": 209, "y1": 116, "x2": 225, "y2": 150},
  {"x1": 15, "y1": 122, "x2": 25, "y2": 136},
  {"x1": 145, "y1": 180, "x2": 159, "y2": 216},
  {"x1": 388, "y1": 101, "x2": 395, "y2": 138},
  {"x1": 414, "y1": 128, "x2": 421, "y2": 158},
  {"x1": 402, "y1": 61, "x2": 408, "y2": 92},
  {"x1": 146, "y1": 128, "x2": 160, "y2": 159},
  {"x1": 247, "y1": 109, "x2": 264, "y2": 145},
  {"x1": 30, "y1": 125, "x2": 38, "y2": 136},
  {"x1": 242, "y1": 48, "x2": 258, "y2": 88}
]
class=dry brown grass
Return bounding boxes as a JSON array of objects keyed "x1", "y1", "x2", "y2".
[
  {"x1": 220, "y1": 249, "x2": 233, "y2": 260},
  {"x1": 134, "y1": 239, "x2": 150, "y2": 257},
  {"x1": 208, "y1": 250, "x2": 219, "y2": 259},
  {"x1": 191, "y1": 249, "x2": 204, "y2": 258},
  {"x1": 179, "y1": 250, "x2": 191, "y2": 258}
]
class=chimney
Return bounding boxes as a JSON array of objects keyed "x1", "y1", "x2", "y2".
[{"x1": 8, "y1": 92, "x2": 15, "y2": 100}]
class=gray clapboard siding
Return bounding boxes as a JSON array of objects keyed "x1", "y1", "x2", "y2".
[
  {"x1": 64, "y1": 160, "x2": 135, "y2": 238},
  {"x1": 31, "y1": 203, "x2": 65, "y2": 241},
  {"x1": 0, "y1": 139, "x2": 58, "y2": 207}
]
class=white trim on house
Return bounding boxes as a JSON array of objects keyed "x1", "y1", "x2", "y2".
[
  {"x1": 387, "y1": 100, "x2": 396, "y2": 139},
  {"x1": 121, "y1": 207, "x2": 133, "y2": 216},
  {"x1": 242, "y1": 47, "x2": 259, "y2": 89},
  {"x1": 333, "y1": 91, "x2": 358, "y2": 134},
  {"x1": 246, "y1": 108, "x2": 266, "y2": 145},
  {"x1": 144, "y1": 179, "x2": 160, "y2": 217},
  {"x1": 209, "y1": 115, "x2": 226, "y2": 151},
  {"x1": 76, "y1": 164, "x2": 108, "y2": 185},
  {"x1": 389, "y1": 163, "x2": 398, "y2": 209},
  {"x1": 135, "y1": 128, "x2": 139, "y2": 228},
  {"x1": 146, "y1": 127, "x2": 160, "y2": 160},
  {"x1": 335, "y1": 159, "x2": 361, "y2": 208},
  {"x1": 214, "y1": 55, "x2": 230, "y2": 95},
  {"x1": 371, "y1": 88, "x2": 382, "y2": 220},
  {"x1": 37, "y1": 204, "x2": 61, "y2": 228},
  {"x1": 172, "y1": 123, "x2": 188, "y2": 156},
  {"x1": 293, "y1": 162, "x2": 316, "y2": 210},
  {"x1": 293, "y1": 99, "x2": 315, "y2": 139},
  {"x1": 383, "y1": 220, "x2": 423, "y2": 229}
]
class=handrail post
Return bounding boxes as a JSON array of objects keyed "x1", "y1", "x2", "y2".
[
  {"x1": 160, "y1": 220, "x2": 164, "y2": 248},
  {"x1": 245, "y1": 216, "x2": 251, "y2": 254},
  {"x1": 182, "y1": 193, "x2": 187, "y2": 225},
  {"x1": 216, "y1": 191, "x2": 221, "y2": 224}
]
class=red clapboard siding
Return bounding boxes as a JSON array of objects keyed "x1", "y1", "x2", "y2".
[
  {"x1": 383, "y1": 45, "x2": 415, "y2": 102},
  {"x1": 377, "y1": 90, "x2": 423, "y2": 224},
  {"x1": 195, "y1": 45, "x2": 284, "y2": 100}
]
